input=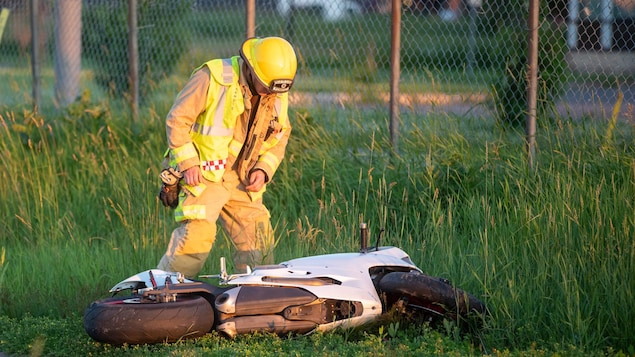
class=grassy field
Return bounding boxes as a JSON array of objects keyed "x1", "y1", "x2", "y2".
[
  {"x1": 1, "y1": 5, "x2": 634, "y2": 355},
  {"x1": 0, "y1": 67, "x2": 634, "y2": 355}
]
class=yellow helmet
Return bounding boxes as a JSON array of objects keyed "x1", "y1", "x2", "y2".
[{"x1": 240, "y1": 37, "x2": 297, "y2": 93}]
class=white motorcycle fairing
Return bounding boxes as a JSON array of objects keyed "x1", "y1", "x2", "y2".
[
  {"x1": 108, "y1": 246, "x2": 421, "y2": 336},
  {"x1": 216, "y1": 246, "x2": 421, "y2": 335}
]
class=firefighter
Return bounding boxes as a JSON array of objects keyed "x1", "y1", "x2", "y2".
[{"x1": 157, "y1": 36, "x2": 297, "y2": 278}]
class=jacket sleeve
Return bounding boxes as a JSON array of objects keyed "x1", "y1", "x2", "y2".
[
  {"x1": 252, "y1": 94, "x2": 292, "y2": 182},
  {"x1": 165, "y1": 67, "x2": 210, "y2": 172}
]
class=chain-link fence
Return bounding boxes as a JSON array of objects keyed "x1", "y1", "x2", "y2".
[{"x1": 0, "y1": 0, "x2": 633, "y2": 122}]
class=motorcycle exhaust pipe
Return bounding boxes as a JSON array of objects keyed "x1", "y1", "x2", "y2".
[
  {"x1": 216, "y1": 286, "x2": 317, "y2": 315},
  {"x1": 217, "y1": 315, "x2": 316, "y2": 338}
]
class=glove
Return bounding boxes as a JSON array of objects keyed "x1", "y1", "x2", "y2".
[
  {"x1": 158, "y1": 167, "x2": 182, "y2": 209},
  {"x1": 159, "y1": 183, "x2": 180, "y2": 208}
]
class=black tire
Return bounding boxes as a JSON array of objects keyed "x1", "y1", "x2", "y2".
[
  {"x1": 378, "y1": 271, "x2": 486, "y2": 323},
  {"x1": 83, "y1": 294, "x2": 214, "y2": 345}
]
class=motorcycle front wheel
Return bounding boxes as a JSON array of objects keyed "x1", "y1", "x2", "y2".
[
  {"x1": 83, "y1": 294, "x2": 214, "y2": 345},
  {"x1": 379, "y1": 271, "x2": 486, "y2": 324}
]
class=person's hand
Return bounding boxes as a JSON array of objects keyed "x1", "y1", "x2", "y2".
[
  {"x1": 183, "y1": 166, "x2": 203, "y2": 186},
  {"x1": 245, "y1": 170, "x2": 266, "y2": 192}
]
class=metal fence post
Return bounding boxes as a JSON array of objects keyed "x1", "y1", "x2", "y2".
[
  {"x1": 30, "y1": 0, "x2": 41, "y2": 111},
  {"x1": 128, "y1": 0, "x2": 139, "y2": 121},
  {"x1": 467, "y1": 0, "x2": 482, "y2": 73},
  {"x1": 526, "y1": 0, "x2": 540, "y2": 170},
  {"x1": 390, "y1": 0, "x2": 401, "y2": 153}
]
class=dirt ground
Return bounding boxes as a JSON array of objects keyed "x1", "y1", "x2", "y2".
[{"x1": 289, "y1": 85, "x2": 634, "y2": 122}]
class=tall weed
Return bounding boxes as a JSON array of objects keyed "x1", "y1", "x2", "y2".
[{"x1": 0, "y1": 98, "x2": 633, "y2": 352}]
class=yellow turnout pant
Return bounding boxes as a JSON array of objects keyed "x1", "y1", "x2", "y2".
[{"x1": 157, "y1": 170, "x2": 274, "y2": 278}]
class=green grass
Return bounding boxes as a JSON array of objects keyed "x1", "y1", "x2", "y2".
[
  {"x1": 0, "y1": 315, "x2": 574, "y2": 357},
  {"x1": 0, "y1": 82, "x2": 634, "y2": 355}
]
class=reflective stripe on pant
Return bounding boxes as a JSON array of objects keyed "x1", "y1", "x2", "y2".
[{"x1": 158, "y1": 169, "x2": 274, "y2": 278}]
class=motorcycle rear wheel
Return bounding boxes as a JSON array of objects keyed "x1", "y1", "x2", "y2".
[
  {"x1": 83, "y1": 295, "x2": 214, "y2": 345},
  {"x1": 379, "y1": 271, "x2": 486, "y2": 323}
]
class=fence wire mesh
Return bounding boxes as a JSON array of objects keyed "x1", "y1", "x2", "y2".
[{"x1": 0, "y1": 0, "x2": 633, "y2": 121}]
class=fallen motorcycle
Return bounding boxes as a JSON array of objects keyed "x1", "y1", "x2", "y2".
[{"x1": 83, "y1": 223, "x2": 487, "y2": 345}]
